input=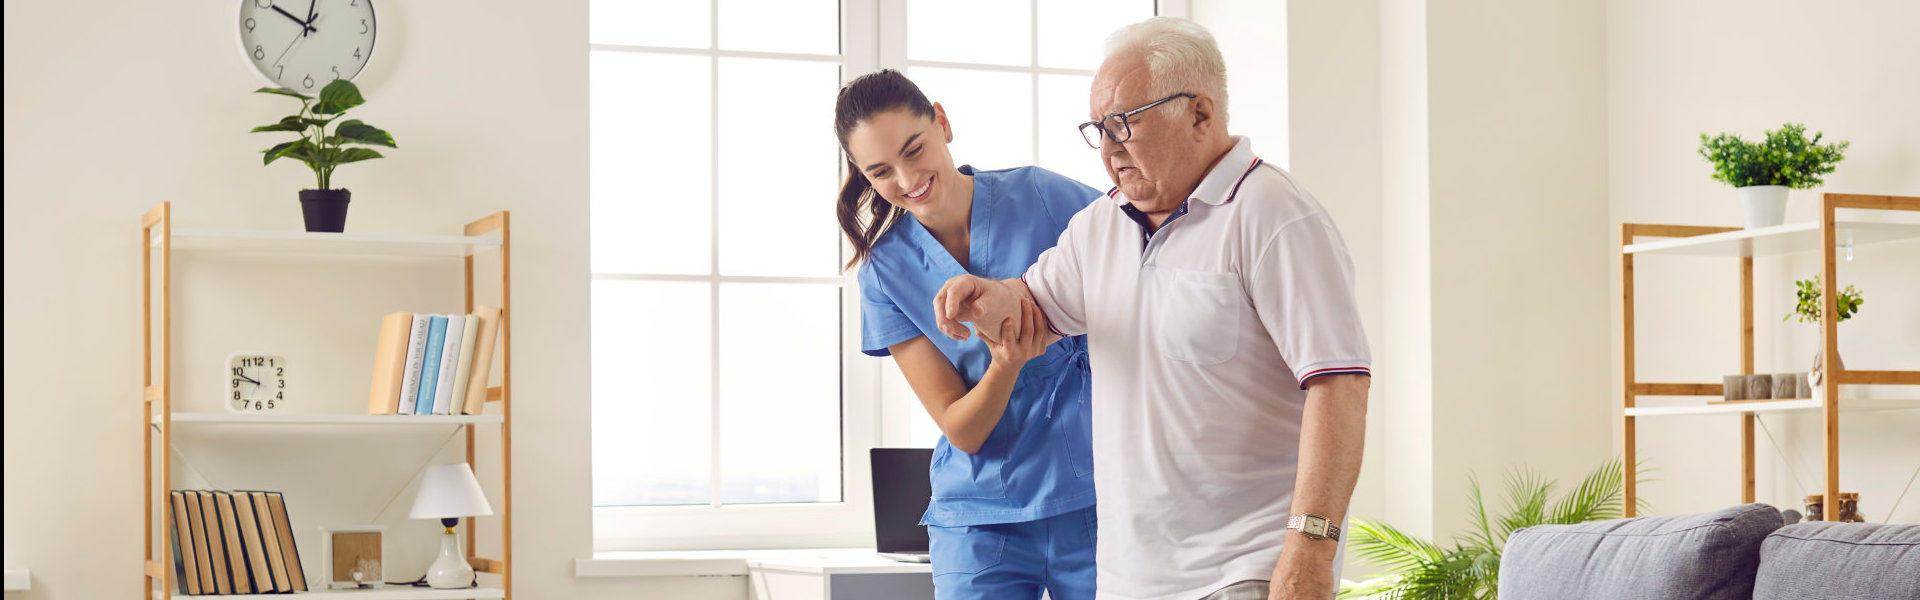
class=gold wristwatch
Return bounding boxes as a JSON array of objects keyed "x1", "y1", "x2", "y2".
[{"x1": 1287, "y1": 513, "x2": 1340, "y2": 541}]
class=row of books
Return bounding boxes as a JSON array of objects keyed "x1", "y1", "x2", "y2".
[
  {"x1": 367, "y1": 307, "x2": 502, "y2": 416},
  {"x1": 169, "y1": 490, "x2": 305, "y2": 595}
]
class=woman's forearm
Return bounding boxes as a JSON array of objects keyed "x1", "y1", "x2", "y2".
[{"x1": 937, "y1": 360, "x2": 1022, "y2": 454}]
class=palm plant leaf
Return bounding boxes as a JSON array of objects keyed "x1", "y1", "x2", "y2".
[
  {"x1": 1349, "y1": 519, "x2": 1445, "y2": 572},
  {"x1": 1462, "y1": 473, "x2": 1499, "y2": 552},
  {"x1": 1497, "y1": 467, "x2": 1553, "y2": 539},
  {"x1": 1550, "y1": 458, "x2": 1625, "y2": 524}
]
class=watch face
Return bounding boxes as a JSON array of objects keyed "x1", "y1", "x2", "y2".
[
  {"x1": 227, "y1": 354, "x2": 289, "y2": 412},
  {"x1": 1302, "y1": 517, "x2": 1328, "y2": 537},
  {"x1": 238, "y1": 0, "x2": 377, "y2": 94}
]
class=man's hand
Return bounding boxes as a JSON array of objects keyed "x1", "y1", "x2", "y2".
[
  {"x1": 933, "y1": 275, "x2": 1026, "y2": 342},
  {"x1": 1267, "y1": 544, "x2": 1337, "y2": 600}
]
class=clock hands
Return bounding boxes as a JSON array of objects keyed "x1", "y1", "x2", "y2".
[
  {"x1": 270, "y1": 5, "x2": 318, "y2": 36},
  {"x1": 236, "y1": 372, "x2": 263, "y2": 386}
]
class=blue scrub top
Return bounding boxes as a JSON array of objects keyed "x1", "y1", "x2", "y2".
[{"x1": 857, "y1": 165, "x2": 1102, "y2": 527}]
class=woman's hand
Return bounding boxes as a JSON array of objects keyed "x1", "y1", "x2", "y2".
[{"x1": 984, "y1": 299, "x2": 1058, "y2": 368}]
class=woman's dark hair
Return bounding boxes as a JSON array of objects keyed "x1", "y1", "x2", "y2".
[{"x1": 835, "y1": 69, "x2": 936, "y2": 270}]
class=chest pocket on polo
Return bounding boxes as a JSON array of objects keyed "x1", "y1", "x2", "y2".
[{"x1": 1151, "y1": 268, "x2": 1243, "y2": 365}]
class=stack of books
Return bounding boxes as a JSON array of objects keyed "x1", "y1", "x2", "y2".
[
  {"x1": 366, "y1": 307, "x2": 503, "y2": 416},
  {"x1": 169, "y1": 490, "x2": 307, "y2": 595}
]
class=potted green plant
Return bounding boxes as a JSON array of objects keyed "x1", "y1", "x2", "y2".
[
  {"x1": 1340, "y1": 459, "x2": 1649, "y2": 599},
  {"x1": 1786, "y1": 275, "x2": 1863, "y2": 388},
  {"x1": 1697, "y1": 122, "x2": 1848, "y2": 229},
  {"x1": 251, "y1": 79, "x2": 396, "y2": 233}
]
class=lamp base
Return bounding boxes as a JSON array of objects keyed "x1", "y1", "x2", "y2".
[{"x1": 425, "y1": 528, "x2": 473, "y2": 589}]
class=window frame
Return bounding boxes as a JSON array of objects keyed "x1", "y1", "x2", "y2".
[{"x1": 590, "y1": 0, "x2": 1185, "y2": 553}]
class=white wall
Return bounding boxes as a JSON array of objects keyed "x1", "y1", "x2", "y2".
[
  {"x1": 0, "y1": 1, "x2": 750, "y2": 598},
  {"x1": 1608, "y1": 0, "x2": 1920, "y2": 522}
]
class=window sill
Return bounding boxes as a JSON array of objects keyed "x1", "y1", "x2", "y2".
[{"x1": 574, "y1": 548, "x2": 874, "y2": 578}]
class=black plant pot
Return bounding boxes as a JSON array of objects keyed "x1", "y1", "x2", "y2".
[{"x1": 299, "y1": 189, "x2": 351, "y2": 232}]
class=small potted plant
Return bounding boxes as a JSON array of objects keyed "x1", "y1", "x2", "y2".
[
  {"x1": 1786, "y1": 275, "x2": 1863, "y2": 387},
  {"x1": 1698, "y1": 122, "x2": 1848, "y2": 229},
  {"x1": 251, "y1": 79, "x2": 396, "y2": 232}
]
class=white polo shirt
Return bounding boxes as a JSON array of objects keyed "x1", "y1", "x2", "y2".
[{"x1": 1023, "y1": 136, "x2": 1371, "y2": 600}]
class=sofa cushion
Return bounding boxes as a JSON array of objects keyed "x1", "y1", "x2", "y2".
[
  {"x1": 1753, "y1": 521, "x2": 1920, "y2": 600},
  {"x1": 1499, "y1": 503, "x2": 1784, "y2": 600}
]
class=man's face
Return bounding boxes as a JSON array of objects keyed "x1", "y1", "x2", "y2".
[{"x1": 1090, "y1": 48, "x2": 1210, "y2": 214}]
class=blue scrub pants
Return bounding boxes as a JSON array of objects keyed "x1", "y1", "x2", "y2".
[{"x1": 928, "y1": 506, "x2": 1097, "y2": 600}]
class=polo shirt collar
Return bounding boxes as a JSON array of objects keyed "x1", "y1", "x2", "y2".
[{"x1": 1185, "y1": 136, "x2": 1258, "y2": 206}]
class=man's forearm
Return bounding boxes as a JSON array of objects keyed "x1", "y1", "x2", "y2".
[{"x1": 1283, "y1": 374, "x2": 1370, "y2": 560}]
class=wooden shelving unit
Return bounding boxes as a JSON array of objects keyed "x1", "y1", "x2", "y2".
[
  {"x1": 141, "y1": 203, "x2": 514, "y2": 598},
  {"x1": 1620, "y1": 193, "x2": 1920, "y2": 520}
]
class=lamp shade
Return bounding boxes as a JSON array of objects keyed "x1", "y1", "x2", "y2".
[{"x1": 409, "y1": 463, "x2": 494, "y2": 519}]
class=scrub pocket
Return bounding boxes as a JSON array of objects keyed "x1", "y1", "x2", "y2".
[
  {"x1": 1152, "y1": 268, "x2": 1243, "y2": 365},
  {"x1": 1063, "y1": 390, "x2": 1095, "y2": 478},
  {"x1": 928, "y1": 524, "x2": 1007, "y2": 576},
  {"x1": 929, "y1": 442, "x2": 1008, "y2": 500}
]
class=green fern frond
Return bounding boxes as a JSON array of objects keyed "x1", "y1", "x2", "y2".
[
  {"x1": 1462, "y1": 473, "x2": 1499, "y2": 552},
  {"x1": 1550, "y1": 458, "x2": 1625, "y2": 524},
  {"x1": 1350, "y1": 519, "x2": 1445, "y2": 572},
  {"x1": 1497, "y1": 467, "x2": 1553, "y2": 538}
]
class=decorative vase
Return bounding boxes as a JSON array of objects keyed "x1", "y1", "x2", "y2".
[
  {"x1": 424, "y1": 529, "x2": 473, "y2": 589},
  {"x1": 1809, "y1": 349, "x2": 1844, "y2": 389},
  {"x1": 299, "y1": 189, "x2": 351, "y2": 233},
  {"x1": 1736, "y1": 185, "x2": 1788, "y2": 229}
]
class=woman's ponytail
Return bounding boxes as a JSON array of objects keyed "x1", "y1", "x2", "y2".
[{"x1": 834, "y1": 69, "x2": 935, "y2": 271}]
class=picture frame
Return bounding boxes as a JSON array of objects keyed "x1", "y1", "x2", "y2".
[{"x1": 319, "y1": 525, "x2": 387, "y2": 589}]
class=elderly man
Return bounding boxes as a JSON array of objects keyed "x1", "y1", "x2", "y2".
[{"x1": 933, "y1": 17, "x2": 1371, "y2": 600}]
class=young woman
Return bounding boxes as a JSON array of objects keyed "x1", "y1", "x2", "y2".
[{"x1": 835, "y1": 69, "x2": 1101, "y2": 600}]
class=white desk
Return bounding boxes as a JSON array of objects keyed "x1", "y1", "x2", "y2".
[{"x1": 746, "y1": 550, "x2": 933, "y2": 600}]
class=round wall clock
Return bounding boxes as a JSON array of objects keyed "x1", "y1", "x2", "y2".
[
  {"x1": 227, "y1": 353, "x2": 290, "y2": 412},
  {"x1": 237, "y1": 0, "x2": 378, "y2": 93}
]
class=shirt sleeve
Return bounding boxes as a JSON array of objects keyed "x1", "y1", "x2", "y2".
[
  {"x1": 1247, "y1": 215, "x2": 1372, "y2": 388},
  {"x1": 856, "y1": 259, "x2": 925, "y2": 357},
  {"x1": 1023, "y1": 209, "x2": 1093, "y2": 337}
]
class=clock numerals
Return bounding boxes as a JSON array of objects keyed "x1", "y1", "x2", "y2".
[
  {"x1": 332, "y1": 66, "x2": 342, "y2": 80},
  {"x1": 360, "y1": 19, "x2": 369, "y2": 35},
  {"x1": 255, "y1": 0, "x2": 271, "y2": 8},
  {"x1": 353, "y1": 47, "x2": 362, "y2": 60},
  {"x1": 254, "y1": 45, "x2": 266, "y2": 61},
  {"x1": 277, "y1": 65, "x2": 285, "y2": 80},
  {"x1": 303, "y1": 74, "x2": 316, "y2": 89},
  {"x1": 244, "y1": 17, "x2": 256, "y2": 33}
]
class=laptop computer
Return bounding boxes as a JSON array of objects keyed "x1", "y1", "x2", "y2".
[{"x1": 870, "y1": 448, "x2": 935, "y2": 563}]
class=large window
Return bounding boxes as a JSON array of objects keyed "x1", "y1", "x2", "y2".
[{"x1": 591, "y1": 0, "x2": 1161, "y2": 551}]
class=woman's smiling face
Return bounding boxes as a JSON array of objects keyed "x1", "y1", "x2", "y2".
[{"x1": 843, "y1": 105, "x2": 964, "y2": 222}]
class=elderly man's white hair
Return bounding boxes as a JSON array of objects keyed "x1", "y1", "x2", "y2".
[{"x1": 1102, "y1": 17, "x2": 1229, "y2": 128}]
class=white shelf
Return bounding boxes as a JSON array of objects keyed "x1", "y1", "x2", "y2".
[
  {"x1": 157, "y1": 413, "x2": 502, "y2": 426},
  {"x1": 4, "y1": 569, "x2": 27, "y2": 591},
  {"x1": 1623, "y1": 220, "x2": 1920, "y2": 257},
  {"x1": 1626, "y1": 397, "x2": 1920, "y2": 417},
  {"x1": 152, "y1": 586, "x2": 503, "y2": 599},
  {"x1": 157, "y1": 229, "x2": 501, "y2": 258}
]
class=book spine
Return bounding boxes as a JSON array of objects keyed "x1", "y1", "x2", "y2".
[
  {"x1": 461, "y1": 305, "x2": 503, "y2": 416},
  {"x1": 367, "y1": 311, "x2": 413, "y2": 415},
  {"x1": 449, "y1": 314, "x2": 480, "y2": 414},
  {"x1": 249, "y1": 492, "x2": 293, "y2": 593},
  {"x1": 216, "y1": 492, "x2": 255, "y2": 593},
  {"x1": 414, "y1": 315, "x2": 449, "y2": 415},
  {"x1": 232, "y1": 492, "x2": 273, "y2": 595},
  {"x1": 197, "y1": 491, "x2": 232, "y2": 594},
  {"x1": 431, "y1": 314, "x2": 465, "y2": 415},
  {"x1": 267, "y1": 492, "x2": 308, "y2": 592},
  {"x1": 397, "y1": 314, "x2": 430, "y2": 415},
  {"x1": 171, "y1": 491, "x2": 200, "y2": 595},
  {"x1": 184, "y1": 490, "x2": 216, "y2": 594}
]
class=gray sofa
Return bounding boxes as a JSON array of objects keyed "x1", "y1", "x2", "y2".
[{"x1": 1500, "y1": 503, "x2": 1920, "y2": 599}]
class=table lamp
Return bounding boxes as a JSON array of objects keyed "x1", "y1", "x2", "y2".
[{"x1": 408, "y1": 463, "x2": 494, "y2": 589}]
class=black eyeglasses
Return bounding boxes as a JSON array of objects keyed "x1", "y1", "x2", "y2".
[{"x1": 1077, "y1": 92, "x2": 1196, "y2": 148}]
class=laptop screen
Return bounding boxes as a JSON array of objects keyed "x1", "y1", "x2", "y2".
[{"x1": 869, "y1": 448, "x2": 934, "y2": 553}]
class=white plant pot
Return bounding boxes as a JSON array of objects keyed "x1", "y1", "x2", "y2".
[{"x1": 1737, "y1": 185, "x2": 1789, "y2": 229}]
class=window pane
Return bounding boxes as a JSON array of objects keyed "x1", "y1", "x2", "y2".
[
  {"x1": 719, "y1": 0, "x2": 838, "y2": 55},
  {"x1": 908, "y1": 67, "x2": 1034, "y2": 170},
  {"x1": 717, "y1": 283, "x2": 842, "y2": 504},
  {"x1": 592, "y1": 280, "x2": 714, "y2": 507},
  {"x1": 590, "y1": 0, "x2": 712, "y2": 49},
  {"x1": 717, "y1": 58, "x2": 844, "y2": 278},
  {"x1": 1038, "y1": 74, "x2": 1110, "y2": 194},
  {"x1": 907, "y1": 0, "x2": 1030, "y2": 66},
  {"x1": 1036, "y1": 0, "x2": 1156, "y2": 70},
  {"x1": 591, "y1": 51, "x2": 713, "y2": 275}
]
